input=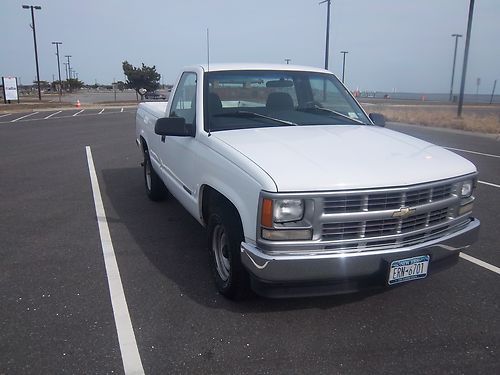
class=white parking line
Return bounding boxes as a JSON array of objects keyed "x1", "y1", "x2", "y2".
[
  {"x1": 121, "y1": 108, "x2": 124, "y2": 112},
  {"x1": 479, "y1": 180, "x2": 500, "y2": 189},
  {"x1": 73, "y1": 109, "x2": 85, "y2": 117},
  {"x1": 0, "y1": 113, "x2": 12, "y2": 118},
  {"x1": 460, "y1": 253, "x2": 500, "y2": 275},
  {"x1": 44, "y1": 111, "x2": 62, "y2": 119},
  {"x1": 11, "y1": 112, "x2": 39, "y2": 122},
  {"x1": 85, "y1": 146, "x2": 145, "y2": 375},
  {"x1": 99, "y1": 108, "x2": 105, "y2": 114},
  {"x1": 446, "y1": 147, "x2": 500, "y2": 159}
]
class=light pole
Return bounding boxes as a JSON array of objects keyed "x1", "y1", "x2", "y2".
[
  {"x1": 458, "y1": 0, "x2": 475, "y2": 118},
  {"x1": 22, "y1": 5, "x2": 42, "y2": 101},
  {"x1": 449, "y1": 34, "x2": 462, "y2": 101},
  {"x1": 320, "y1": 0, "x2": 332, "y2": 70},
  {"x1": 340, "y1": 51, "x2": 348, "y2": 83},
  {"x1": 52, "y1": 41, "x2": 62, "y2": 102},
  {"x1": 284, "y1": 58, "x2": 291, "y2": 64}
]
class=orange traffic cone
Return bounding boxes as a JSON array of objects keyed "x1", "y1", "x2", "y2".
[{"x1": 76, "y1": 100, "x2": 81, "y2": 108}]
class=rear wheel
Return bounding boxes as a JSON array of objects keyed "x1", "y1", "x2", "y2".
[
  {"x1": 143, "y1": 149, "x2": 167, "y2": 201},
  {"x1": 207, "y1": 205, "x2": 250, "y2": 299}
]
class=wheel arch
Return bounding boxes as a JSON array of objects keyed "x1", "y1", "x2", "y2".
[{"x1": 200, "y1": 185, "x2": 245, "y2": 236}]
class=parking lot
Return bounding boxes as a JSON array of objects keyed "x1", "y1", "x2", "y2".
[{"x1": 1, "y1": 109, "x2": 498, "y2": 374}]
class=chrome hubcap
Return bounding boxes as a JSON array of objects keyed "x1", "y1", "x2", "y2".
[{"x1": 212, "y1": 224, "x2": 230, "y2": 281}]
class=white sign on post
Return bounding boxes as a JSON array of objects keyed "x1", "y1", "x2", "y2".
[{"x1": 2, "y1": 77, "x2": 19, "y2": 102}]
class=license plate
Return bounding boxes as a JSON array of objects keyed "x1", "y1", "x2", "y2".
[{"x1": 388, "y1": 255, "x2": 430, "y2": 285}]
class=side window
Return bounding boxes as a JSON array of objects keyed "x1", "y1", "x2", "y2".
[{"x1": 169, "y1": 72, "x2": 197, "y2": 125}]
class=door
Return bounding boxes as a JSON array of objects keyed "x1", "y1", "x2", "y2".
[{"x1": 157, "y1": 72, "x2": 200, "y2": 216}]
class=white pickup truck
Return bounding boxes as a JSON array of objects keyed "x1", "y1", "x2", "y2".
[{"x1": 136, "y1": 63, "x2": 479, "y2": 299}]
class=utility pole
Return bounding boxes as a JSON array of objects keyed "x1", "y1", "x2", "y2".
[
  {"x1": 340, "y1": 51, "x2": 348, "y2": 83},
  {"x1": 449, "y1": 34, "x2": 462, "y2": 102},
  {"x1": 22, "y1": 5, "x2": 42, "y2": 101},
  {"x1": 65, "y1": 55, "x2": 72, "y2": 91},
  {"x1": 475, "y1": 77, "x2": 480, "y2": 96},
  {"x1": 65, "y1": 55, "x2": 72, "y2": 79},
  {"x1": 490, "y1": 79, "x2": 497, "y2": 104},
  {"x1": 320, "y1": 0, "x2": 332, "y2": 70},
  {"x1": 458, "y1": 0, "x2": 475, "y2": 118},
  {"x1": 63, "y1": 62, "x2": 68, "y2": 80},
  {"x1": 52, "y1": 41, "x2": 62, "y2": 102}
]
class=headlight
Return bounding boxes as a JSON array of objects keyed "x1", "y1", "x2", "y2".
[
  {"x1": 260, "y1": 197, "x2": 311, "y2": 241},
  {"x1": 273, "y1": 199, "x2": 304, "y2": 223},
  {"x1": 460, "y1": 180, "x2": 473, "y2": 198}
]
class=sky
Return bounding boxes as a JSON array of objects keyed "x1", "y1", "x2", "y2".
[{"x1": 1, "y1": 0, "x2": 499, "y2": 93}]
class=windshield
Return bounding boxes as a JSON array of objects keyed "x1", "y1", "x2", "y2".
[{"x1": 204, "y1": 70, "x2": 370, "y2": 132}]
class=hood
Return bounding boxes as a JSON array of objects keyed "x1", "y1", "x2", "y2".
[{"x1": 213, "y1": 125, "x2": 476, "y2": 192}]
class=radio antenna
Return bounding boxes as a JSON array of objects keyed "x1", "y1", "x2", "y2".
[
  {"x1": 206, "y1": 28, "x2": 210, "y2": 72},
  {"x1": 206, "y1": 27, "x2": 212, "y2": 137}
]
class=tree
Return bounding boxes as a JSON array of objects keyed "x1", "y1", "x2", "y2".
[
  {"x1": 66, "y1": 78, "x2": 84, "y2": 91},
  {"x1": 122, "y1": 61, "x2": 160, "y2": 100},
  {"x1": 116, "y1": 80, "x2": 126, "y2": 91}
]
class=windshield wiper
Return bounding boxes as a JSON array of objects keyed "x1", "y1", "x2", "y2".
[
  {"x1": 297, "y1": 105, "x2": 366, "y2": 125},
  {"x1": 212, "y1": 110, "x2": 298, "y2": 127}
]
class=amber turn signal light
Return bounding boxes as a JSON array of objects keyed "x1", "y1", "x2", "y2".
[{"x1": 261, "y1": 198, "x2": 273, "y2": 227}]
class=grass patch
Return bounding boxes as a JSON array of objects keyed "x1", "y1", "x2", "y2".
[{"x1": 363, "y1": 103, "x2": 500, "y2": 134}]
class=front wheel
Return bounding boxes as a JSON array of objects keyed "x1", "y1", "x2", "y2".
[
  {"x1": 143, "y1": 150, "x2": 167, "y2": 201},
  {"x1": 207, "y1": 206, "x2": 250, "y2": 299}
]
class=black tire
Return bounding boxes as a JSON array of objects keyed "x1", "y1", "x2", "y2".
[
  {"x1": 207, "y1": 205, "x2": 250, "y2": 299},
  {"x1": 143, "y1": 149, "x2": 167, "y2": 201}
]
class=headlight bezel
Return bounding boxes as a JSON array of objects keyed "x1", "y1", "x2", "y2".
[
  {"x1": 460, "y1": 179, "x2": 474, "y2": 198},
  {"x1": 259, "y1": 194, "x2": 313, "y2": 241}
]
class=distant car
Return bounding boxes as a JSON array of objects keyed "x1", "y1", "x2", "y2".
[{"x1": 144, "y1": 91, "x2": 166, "y2": 100}]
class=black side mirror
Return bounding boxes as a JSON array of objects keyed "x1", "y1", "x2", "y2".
[
  {"x1": 369, "y1": 113, "x2": 386, "y2": 127},
  {"x1": 154, "y1": 117, "x2": 194, "y2": 137}
]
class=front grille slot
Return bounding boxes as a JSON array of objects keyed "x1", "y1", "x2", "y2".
[
  {"x1": 431, "y1": 185, "x2": 452, "y2": 201},
  {"x1": 367, "y1": 192, "x2": 401, "y2": 210},
  {"x1": 405, "y1": 188, "x2": 431, "y2": 206},
  {"x1": 323, "y1": 196, "x2": 362, "y2": 213},
  {"x1": 322, "y1": 222, "x2": 361, "y2": 240},
  {"x1": 401, "y1": 213, "x2": 428, "y2": 233},
  {"x1": 364, "y1": 219, "x2": 398, "y2": 237}
]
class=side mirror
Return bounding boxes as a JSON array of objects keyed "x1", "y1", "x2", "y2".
[
  {"x1": 154, "y1": 117, "x2": 194, "y2": 137},
  {"x1": 369, "y1": 113, "x2": 386, "y2": 127}
]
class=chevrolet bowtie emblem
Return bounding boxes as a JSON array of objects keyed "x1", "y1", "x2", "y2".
[{"x1": 392, "y1": 207, "x2": 416, "y2": 219}]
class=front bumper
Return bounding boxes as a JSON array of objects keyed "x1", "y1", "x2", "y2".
[{"x1": 241, "y1": 217, "x2": 480, "y2": 297}]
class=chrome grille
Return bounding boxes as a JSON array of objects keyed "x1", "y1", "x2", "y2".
[
  {"x1": 322, "y1": 209, "x2": 449, "y2": 241},
  {"x1": 319, "y1": 180, "x2": 459, "y2": 251},
  {"x1": 323, "y1": 183, "x2": 453, "y2": 214}
]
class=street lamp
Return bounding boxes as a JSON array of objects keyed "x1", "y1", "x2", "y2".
[
  {"x1": 449, "y1": 34, "x2": 462, "y2": 102},
  {"x1": 320, "y1": 0, "x2": 332, "y2": 70},
  {"x1": 52, "y1": 41, "x2": 62, "y2": 102},
  {"x1": 284, "y1": 58, "x2": 291, "y2": 64},
  {"x1": 340, "y1": 51, "x2": 348, "y2": 83},
  {"x1": 22, "y1": 5, "x2": 42, "y2": 101},
  {"x1": 458, "y1": 0, "x2": 475, "y2": 117}
]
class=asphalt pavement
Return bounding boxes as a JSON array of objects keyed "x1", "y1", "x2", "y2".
[{"x1": 0, "y1": 110, "x2": 498, "y2": 374}]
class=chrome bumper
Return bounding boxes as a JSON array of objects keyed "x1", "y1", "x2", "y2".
[{"x1": 241, "y1": 218, "x2": 479, "y2": 294}]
